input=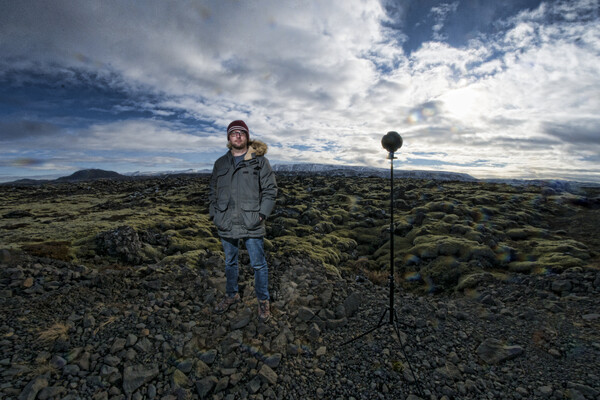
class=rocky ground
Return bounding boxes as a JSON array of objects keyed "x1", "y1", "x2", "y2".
[
  {"x1": 1, "y1": 175, "x2": 599, "y2": 399},
  {"x1": 1, "y1": 249, "x2": 599, "y2": 400}
]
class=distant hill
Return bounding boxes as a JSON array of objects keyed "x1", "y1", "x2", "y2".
[
  {"x1": 2, "y1": 178, "x2": 52, "y2": 186},
  {"x1": 273, "y1": 163, "x2": 477, "y2": 182},
  {"x1": 55, "y1": 169, "x2": 128, "y2": 182},
  {"x1": 2, "y1": 164, "x2": 598, "y2": 191}
]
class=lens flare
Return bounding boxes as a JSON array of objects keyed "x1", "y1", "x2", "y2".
[
  {"x1": 405, "y1": 104, "x2": 438, "y2": 125},
  {"x1": 11, "y1": 158, "x2": 42, "y2": 167},
  {"x1": 403, "y1": 254, "x2": 420, "y2": 266},
  {"x1": 403, "y1": 271, "x2": 421, "y2": 281}
]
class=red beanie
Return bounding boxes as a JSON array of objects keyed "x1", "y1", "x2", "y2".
[{"x1": 227, "y1": 120, "x2": 249, "y2": 138}]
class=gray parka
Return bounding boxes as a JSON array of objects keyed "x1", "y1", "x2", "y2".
[{"x1": 208, "y1": 140, "x2": 277, "y2": 238}]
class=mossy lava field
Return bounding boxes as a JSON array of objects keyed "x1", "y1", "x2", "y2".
[
  {"x1": 1, "y1": 174, "x2": 600, "y2": 399},
  {"x1": 1, "y1": 175, "x2": 598, "y2": 293}
]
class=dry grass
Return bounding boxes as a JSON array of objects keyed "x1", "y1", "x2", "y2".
[
  {"x1": 31, "y1": 362, "x2": 59, "y2": 377},
  {"x1": 21, "y1": 240, "x2": 72, "y2": 261},
  {"x1": 38, "y1": 322, "x2": 69, "y2": 342},
  {"x1": 93, "y1": 315, "x2": 118, "y2": 335},
  {"x1": 362, "y1": 269, "x2": 389, "y2": 285}
]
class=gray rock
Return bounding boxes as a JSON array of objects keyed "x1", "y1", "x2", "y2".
[
  {"x1": 476, "y1": 338, "x2": 524, "y2": 364},
  {"x1": 95, "y1": 225, "x2": 144, "y2": 264},
  {"x1": 196, "y1": 376, "x2": 218, "y2": 398},
  {"x1": 565, "y1": 388, "x2": 586, "y2": 400},
  {"x1": 320, "y1": 288, "x2": 333, "y2": 305},
  {"x1": 551, "y1": 279, "x2": 572, "y2": 294},
  {"x1": 582, "y1": 313, "x2": 600, "y2": 321},
  {"x1": 122, "y1": 364, "x2": 159, "y2": 395},
  {"x1": 271, "y1": 331, "x2": 288, "y2": 352},
  {"x1": 172, "y1": 369, "x2": 192, "y2": 389},
  {"x1": 199, "y1": 349, "x2": 218, "y2": 365},
  {"x1": 18, "y1": 376, "x2": 48, "y2": 400},
  {"x1": 110, "y1": 338, "x2": 126, "y2": 354},
  {"x1": 0, "y1": 248, "x2": 13, "y2": 263},
  {"x1": 220, "y1": 331, "x2": 243, "y2": 355},
  {"x1": 214, "y1": 376, "x2": 229, "y2": 393},
  {"x1": 37, "y1": 386, "x2": 66, "y2": 400},
  {"x1": 297, "y1": 306, "x2": 315, "y2": 321},
  {"x1": 326, "y1": 317, "x2": 348, "y2": 330},
  {"x1": 63, "y1": 364, "x2": 80, "y2": 376},
  {"x1": 307, "y1": 322, "x2": 321, "y2": 342},
  {"x1": 264, "y1": 353, "x2": 282, "y2": 369},
  {"x1": 537, "y1": 385, "x2": 553, "y2": 397},
  {"x1": 50, "y1": 355, "x2": 67, "y2": 369},
  {"x1": 567, "y1": 382, "x2": 599, "y2": 398},
  {"x1": 83, "y1": 314, "x2": 96, "y2": 328},
  {"x1": 134, "y1": 337, "x2": 153, "y2": 353},
  {"x1": 343, "y1": 292, "x2": 362, "y2": 317},
  {"x1": 176, "y1": 358, "x2": 194, "y2": 374},
  {"x1": 147, "y1": 384, "x2": 157, "y2": 399},
  {"x1": 76, "y1": 351, "x2": 91, "y2": 370},
  {"x1": 258, "y1": 364, "x2": 278, "y2": 385},
  {"x1": 247, "y1": 376, "x2": 262, "y2": 394},
  {"x1": 100, "y1": 365, "x2": 119, "y2": 378},
  {"x1": 194, "y1": 359, "x2": 210, "y2": 377},
  {"x1": 126, "y1": 333, "x2": 138, "y2": 346},
  {"x1": 230, "y1": 313, "x2": 251, "y2": 330},
  {"x1": 435, "y1": 361, "x2": 462, "y2": 380},
  {"x1": 103, "y1": 355, "x2": 121, "y2": 367}
]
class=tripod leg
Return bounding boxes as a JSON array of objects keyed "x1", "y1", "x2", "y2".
[
  {"x1": 391, "y1": 318, "x2": 425, "y2": 398},
  {"x1": 339, "y1": 307, "x2": 389, "y2": 347}
]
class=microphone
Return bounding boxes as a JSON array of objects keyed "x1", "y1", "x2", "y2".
[{"x1": 381, "y1": 131, "x2": 403, "y2": 157}]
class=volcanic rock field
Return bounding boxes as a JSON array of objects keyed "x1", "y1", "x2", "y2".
[{"x1": 1, "y1": 174, "x2": 599, "y2": 399}]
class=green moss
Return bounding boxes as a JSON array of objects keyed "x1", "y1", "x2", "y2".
[
  {"x1": 425, "y1": 201, "x2": 456, "y2": 214},
  {"x1": 537, "y1": 253, "x2": 585, "y2": 272},
  {"x1": 273, "y1": 217, "x2": 299, "y2": 228},
  {"x1": 161, "y1": 249, "x2": 208, "y2": 268},
  {"x1": 506, "y1": 228, "x2": 545, "y2": 240},
  {"x1": 420, "y1": 260, "x2": 473, "y2": 291},
  {"x1": 166, "y1": 236, "x2": 201, "y2": 255},
  {"x1": 456, "y1": 272, "x2": 496, "y2": 291},
  {"x1": 323, "y1": 263, "x2": 341, "y2": 277},
  {"x1": 508, "y1": 261, "x2": 537, "y2": 273},
  {"x1": 2, "y1": 175, "x2": 598, "y2": 292},
  {"x1": 141, "y1": 244, "x2": 163, "y2": 263},
  {"x1": 293, "y1": 225, "x2": 313, "y2": 237}
]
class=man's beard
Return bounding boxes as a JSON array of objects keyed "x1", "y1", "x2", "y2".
[{"x1": 231, "y1": 142, "x2": 247, "y2": 151}]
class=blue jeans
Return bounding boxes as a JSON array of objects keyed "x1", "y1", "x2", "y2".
[{"x1": 221, "y1": 237, "x2": 270, "y2": 301}]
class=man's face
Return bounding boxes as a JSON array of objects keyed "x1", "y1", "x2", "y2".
[{"x1": 228, "y1": 130, "x2": 248, "y2": 150}]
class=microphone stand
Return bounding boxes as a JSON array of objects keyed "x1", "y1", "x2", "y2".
[{"x1": 340, "y1": 150, "x2": 424, "y2": 397}]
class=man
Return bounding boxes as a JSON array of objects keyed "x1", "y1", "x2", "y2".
[{"x1": 209, "y1": 120, "x2": 277, "y2": 322}]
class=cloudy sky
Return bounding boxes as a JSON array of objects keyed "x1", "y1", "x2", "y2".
[{"x1": 1, "y1": 0, "x2": 599, "y2": 182}]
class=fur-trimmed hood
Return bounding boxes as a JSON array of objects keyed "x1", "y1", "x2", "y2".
[{"x1": 244, "y1": 140, "x2": 268, "y2": 160}]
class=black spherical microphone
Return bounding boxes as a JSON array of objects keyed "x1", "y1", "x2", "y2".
[{"x1": 381, "y1": 131, "x2": 403, "y2": 153}]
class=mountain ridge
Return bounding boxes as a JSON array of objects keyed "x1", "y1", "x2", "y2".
[{"x1": 2, "y1": 164, "x2": 599, "y2": 191}]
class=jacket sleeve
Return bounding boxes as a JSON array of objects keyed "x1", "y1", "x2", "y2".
[
  {"x1": 208, "y1": 161, "x2": 218, "y2": 220},
  {"x1": 259, "y1": 157, "x2": 277, "y2": 219}
]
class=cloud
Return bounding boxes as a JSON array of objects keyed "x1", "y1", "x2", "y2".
[
  {"x1": 0, "y1": 0, "x2": 599, "y2": 182},
  {"x1": 543, "y1": 119, "x2": 600, "y2": 144},
  {"x1": 0, "y1": 120, "x2": 61, "y2": 140},
  {"x1": 430, "y1": 2, "x2": 459, "y2": 41}
]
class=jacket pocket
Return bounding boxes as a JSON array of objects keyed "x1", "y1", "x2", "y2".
[
  {"x1": 215, "y1": 167, "x2": 231, "y2": 203},
  {"x1": 241, "y1": 201, "x2": 261, "y2": 230},
  {"x1": 213, "y1": 202, "x2": 232, "y2": 231}
]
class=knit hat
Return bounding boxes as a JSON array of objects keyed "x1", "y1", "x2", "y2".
[{"x1": 227, "y1": 120, "x2": 249, "y2": 138}]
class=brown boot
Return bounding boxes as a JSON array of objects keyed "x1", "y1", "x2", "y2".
[
  {"x1": 258, "y1": 299, "x2": 270, "y2": 322},
  {"x1": 214, "y1": 293, "x2": 240, "y2": 314}
]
